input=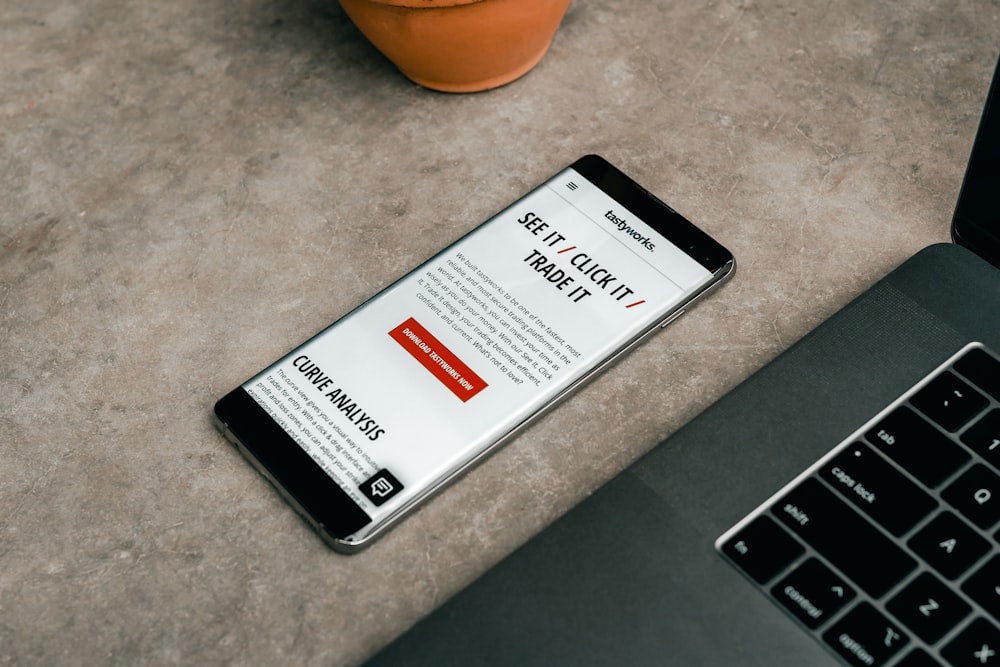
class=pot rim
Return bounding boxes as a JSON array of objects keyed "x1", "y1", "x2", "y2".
[{"x1": 351, "y1": 0, "x2": 487, "y2": 8}]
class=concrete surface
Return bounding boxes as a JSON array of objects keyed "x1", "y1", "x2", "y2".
[{"x1": 2, "y1": 0, "x2": 998, "y2": 664}]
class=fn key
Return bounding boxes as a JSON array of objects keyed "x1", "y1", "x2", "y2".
[{"x1": 721, "y1": 515, "x2": 805, "y2": 584}]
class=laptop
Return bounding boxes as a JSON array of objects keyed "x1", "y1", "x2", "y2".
[{"x1": 364, "y1": 56, "x2": 1000, "y2": 667}]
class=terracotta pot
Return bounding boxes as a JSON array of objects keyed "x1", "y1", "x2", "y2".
[{"x1": 338, "y1": 0, "x2": 572, "y2": 93}]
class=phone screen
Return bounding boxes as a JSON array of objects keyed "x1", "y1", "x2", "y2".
[{"x1": 216, "y1": 156, "x2": 734, "y2": 550}]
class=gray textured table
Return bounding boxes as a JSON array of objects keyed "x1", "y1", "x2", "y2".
[{"x1": 2, "y1": 1, "x2": 997, "y2": 664}]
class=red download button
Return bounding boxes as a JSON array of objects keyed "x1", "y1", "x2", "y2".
[{"x1": 389, "y1": 317, "x2": 488, "y2": 402}]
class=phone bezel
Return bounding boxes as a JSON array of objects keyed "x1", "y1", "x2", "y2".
[
  {"x1": 571, "y1": 155, "x2": 734, "y2": 275},
  {"x1": 213, "y1": 154, "x2": 735, "y2": 552}
]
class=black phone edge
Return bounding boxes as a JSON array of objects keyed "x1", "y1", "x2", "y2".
[
  {"x1": 571, "y1": 155, "x2": 735, "y2": 275},
  {"x1": 214, "y1": 389, "x2": 373, "y2": 552}
]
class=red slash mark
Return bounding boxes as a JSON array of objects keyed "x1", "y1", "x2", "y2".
[
  {"x1": 557, "y1": 245, "x2": 577, "y2": 254},
  {"x1": 625, "y1": 300, "x2": 646, "y2": 308}
]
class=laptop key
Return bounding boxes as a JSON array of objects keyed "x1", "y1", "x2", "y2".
[
  {"x1": 941, "y1": 617, "x2": 1000, "y2": 667},
  {"x1": 771, "y1": 557, "x2": 855, "y2": 629},
  {"x1": 720, "y1": 514, "x2": 804, "y2": 584},
  {"x1": 894, "y1": 648, "x2": 944, "y2": 666},
  {"x1": 962, "y1": 409, "x2": 1000, "y2": 472},
  {"x1": 908, "y1": 511, "x2": 991, "y2": 580},
  {"x1": 911, "y1": 371, "x2": 989, "y2": 432},
  {"x1": 887, "y1": 571, "x2": 972, "y2": 643},
  {"x1": 822, "y1": 602, "x2": 908, "y2": 666},
  {"x1": 866, "y1": 406, "x2": 971, "y2": 488},
  {"x1": 954, "y1": 347, "x2": 1000, "y2": 402},
  {"x1": 820, "y1": 442, "x2": 938, "y2": 536},
  {"x1": 773, "y1": 478, "x2": 916, "y2": 597},
  {"x1": 962, "y1": 555, "x2": 1000, "y2": 624},
  {"x1": 943, "y1": 464, "x2": 1000, "y2": 529}
]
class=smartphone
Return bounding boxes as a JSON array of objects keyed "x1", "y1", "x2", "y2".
[
  {"x1": 952, "y1": 54, "x2": 1000, "y2": 268},
  {"x1": 213, "y1": 155, "x2": 735, "y2": 552}
]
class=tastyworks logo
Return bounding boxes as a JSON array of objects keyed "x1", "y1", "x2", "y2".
[{"x1": 604, "y1": 210, "x2": 656, "y2": 252}]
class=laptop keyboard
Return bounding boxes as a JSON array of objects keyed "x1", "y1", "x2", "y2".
[{"x1": 717, "y1": 343, "x2": 1000, "y2": 666}]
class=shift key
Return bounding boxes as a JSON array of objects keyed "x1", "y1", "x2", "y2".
[{"x1": 773, "y1": 478, "x2": 916, "y2": 597}]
